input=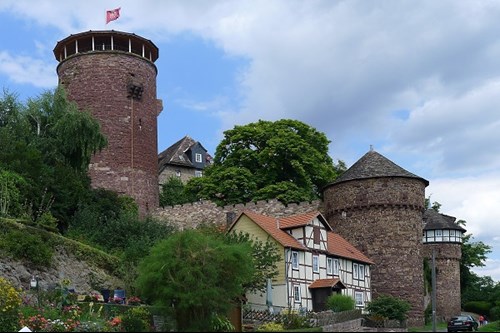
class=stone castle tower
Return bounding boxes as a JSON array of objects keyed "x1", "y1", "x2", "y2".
[
  {"x1": 422, "y1": 209, "x2": 466, "y2": 321},
  {"x1": 53, "y1": 30, "x2": 162, "y2": 215},
  {"x1": 322, "y1": 149, "x2": 428, "y2": 326}
]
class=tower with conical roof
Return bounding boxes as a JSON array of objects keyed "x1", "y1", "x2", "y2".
[
  {"x1": 322, "y1": 149, "x2": 429, "y2": 326},
  {"x1": 53, "y1": 30, "x2": 163, "y2": 215},
  {"x1": 422, "y1": 210, "x2": 466, "y2": 321}
]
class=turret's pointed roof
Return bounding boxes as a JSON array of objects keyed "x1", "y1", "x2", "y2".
[
  {"x1": 331, "y1": 150, "x2": 429, "y2": 186},
  {"x1": 423, "y1": 209, "x2": 466, "y2": 232}
]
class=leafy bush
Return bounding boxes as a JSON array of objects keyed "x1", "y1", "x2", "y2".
[
  {"x1": 0, "y1": 277, "x2": 22, "y2": 331},
  {"x1": 326, "y1": 293, "x2": 355, "y2": 312},
  {"x1": 463, "y1": 301, "x2": 492, "y2": 316},
  {"x1": 209, "y1": 313, "x2": 235, "y2": 332},
  {"x1": 257, "y1": 322, "x2": 284, "y2": 331},
  {"x1": 67, "y1": 189, "x2": 174, "y2": 256},
  {"x1": 121, "y1": 307, "x2": 152, "y2": 332},
  {"x1": 284, "y1": 313, "x2": 313, "y2": 329},
  {"x1": 365, "y1": 294, "x2": 411, "y2": 322},
  {"x1": 1, "y1": 229, "x2": 53, "y2": 266},
  {"x1": 489, "y1": 304, "x2": 500, "y2": 321},
  {"x1": 36, "y1": 212, "x2": 59, "y2": 232}
]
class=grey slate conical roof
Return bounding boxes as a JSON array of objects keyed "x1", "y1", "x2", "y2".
[
  {"x1": 330, "y1": 150, "x2": 429, "y2": 186},
  {"x1": 423, "y1": 209, "x2": 467, "y2": 232}
]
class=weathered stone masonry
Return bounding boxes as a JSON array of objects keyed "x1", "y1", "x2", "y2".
[
  {"x1": 322, "y1": 177, "x2": 426, "y2": 327},
  {"x1": 54, "y1": 31, "x2": 162, "y2": 216}
]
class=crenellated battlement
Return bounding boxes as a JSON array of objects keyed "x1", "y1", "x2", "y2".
[{"x1": 153, "y1": 198, "x2": 322, "y2": 230}]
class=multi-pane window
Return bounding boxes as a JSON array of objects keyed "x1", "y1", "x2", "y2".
[
  {"x1": 359, "y1": 265, "x2": 365, "y2": 280},
  {"x1": 312, "y1": 255, "x2": 319, "y2": 273},
  {"x1": 194, "y1": 170, "x2": 203, "y2": 177},
  {"x1": 436, "y1": 229, "x2": 442, "y2": 242},
  {"x1": 327, "y1": 258, "x2": 333, "y2": 275},
  {"x1": 353, "y1": 263, "x2": 359, "y2": 279},
  {"x1": 355, "y1": 291, "x2": 364, "y2": 306},
  {"x1": 333, "y1": 259, "x2": 339, "y2": 275},
  {"x1": 195, "y1": 153, "x2": 202, "y2": 163},
  {"x1": 424, "y1": 229, "x2": 463, "y2": 243},
  {"x1": 294, "y1": 285, "x2": 301, "y2": 302},
  {"x1": 292, "y1": 251, "x2": 299, "y2": 269}
]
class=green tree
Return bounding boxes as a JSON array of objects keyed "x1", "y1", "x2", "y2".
[
  {"x1": 135, "y1": 229, "x2": 255, "y2": 331},
  {"x1": 185, "y1": 119, "x2": 345, "y2": 205},
  {"x1": 0, "y1": 88, "x2": 107, "y2": 229},
  {"x1": 159, "y1": 176, "x2": 188, "y2": 207},
  {"x1": 460, "y1": 231, "x2": 493, "y2": 305},
  {"x1": 366, "y1": 294, "x2": 411, "y2": 322},
  {"x1": 0, "y1": 169, "x2": 27, "y2": 217},
  {"x1": 25, "y1": 87, "x2": 107, "y2": 172},
  {"x1": 223, "y1": 231, "x2": 281, "y2": 294}
]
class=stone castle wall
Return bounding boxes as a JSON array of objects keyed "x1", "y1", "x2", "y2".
[
  {"x1": 57, "y1": 51, "x2": 161, "y2": 215},
  {"x1": 422, "y1": 243, "x2": 462, "y2": 321},
  {"x1": 153, "y1": 199, "x2": 322, "y2": 230},
  {"x1": 322, "y1": 177, "x2": 427, "y2": 327}
]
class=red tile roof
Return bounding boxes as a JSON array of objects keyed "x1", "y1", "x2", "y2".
[
  {"x1": 327, "y1": 232, "x2": 374, "y2": 264},
  {"x1": 229, "y1": 210, "x2": 373, "y2": 264},
  {"x1": 308, "y1": 278, "x2": 346, "y2": 289},
  {"x1": 238, "y1": 210, "x2": 307, "y2": 250},
  {"x1": 279, "y1": 211, "x2": 332, "y2": 231}
]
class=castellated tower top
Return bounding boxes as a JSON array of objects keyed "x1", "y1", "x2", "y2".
[
  {"x1": 53, "y1": 30, "x2": 159, "y2": 64},
  {"x1": 52, "y1": 30, "x2": 162, "y2": 216}
]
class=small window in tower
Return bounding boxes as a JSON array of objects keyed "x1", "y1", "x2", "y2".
[{"x1": 127, "y1": 83, "x2": 144, "y2": 100}]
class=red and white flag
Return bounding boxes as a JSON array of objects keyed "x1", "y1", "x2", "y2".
[{"x1": 106, "y1": 7, "x2": 121, "y2": 24}]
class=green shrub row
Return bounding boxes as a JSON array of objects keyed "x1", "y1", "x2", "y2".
[{"x1": 0, "y1": 217, "x2": 120, "y2": 274}]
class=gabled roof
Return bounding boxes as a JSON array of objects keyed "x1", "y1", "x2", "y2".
[
  {"x1": 328, "y1": 150, "x2": 429, "y2": 187},
  {"x1": 423, "y1": 209, "x2": 466, "y2": 233},
  {"x1": 228, "y1": 210, "x2": 373, "y2": 264},
  {"x1": 231, "y1": 210, "x2": 307, "y2": 250},
  {"x1": 327, "y1": 232, "x2": 374, "y2": 265},
  {"x1": 234, "y1": 210, "x2": 307, "y2": 250},
  {"x1": 308, "y1": 278, "x2": 346, "y2": 289},
  {"x1": 279, "y1": 211, "x2": 333, "y2": 231},
  {"x1": 158, "y1": 136, "x2": 207, "y2": 171}
]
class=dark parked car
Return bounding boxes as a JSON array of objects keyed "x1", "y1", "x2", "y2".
[{"x1": 447, "y1": 315, "x2": 479, "y2": 332}]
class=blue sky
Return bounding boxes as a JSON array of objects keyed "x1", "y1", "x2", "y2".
[{"x1": 1, "y1": 0, "x2": 499, "y2": 282}]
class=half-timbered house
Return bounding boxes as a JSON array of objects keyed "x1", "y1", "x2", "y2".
[{"x1": 227, "y1": 210, "x2": 374, "y2": 312}]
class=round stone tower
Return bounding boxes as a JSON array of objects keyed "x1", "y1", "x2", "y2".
[
  {"x1": 53, "y1": 30, "x2": 163, "y2": 215},
  {"x1": 322, "y1": 149, "x2": 428, "y2": 326},
  {"x1": 422, "y1": 209, "x2": 466, "y2": 321}
]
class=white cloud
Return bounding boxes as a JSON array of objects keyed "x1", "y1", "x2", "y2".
[
  {"x1": 0, "y1": 51, "x2": 56, "y2": 88},
  {"x1": 2, "y1": 0, "x2": 500, "y2": 280},
  {"x1": 426, "y1": 174, "x2": 500, "y2": 240},
  {"x1": 472, "y1": 257, "x2": 500, "y2": 283},
  {"x1": 391, "y1": 80, "x2": 500, "y2": 176},
  {"x1": 426, "y1": 174, "x2": 500, "y2": 282}
]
